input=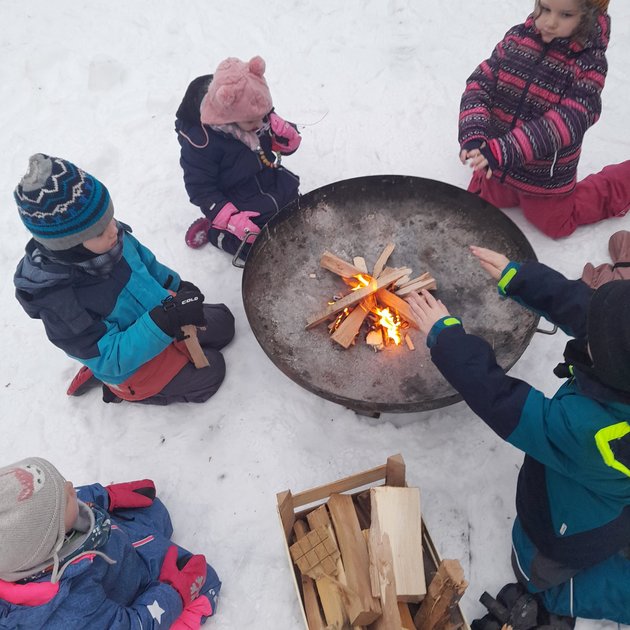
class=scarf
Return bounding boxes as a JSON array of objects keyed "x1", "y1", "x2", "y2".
[{"x1": 210, "y1": 119, "x2": 271, "y2": 152}]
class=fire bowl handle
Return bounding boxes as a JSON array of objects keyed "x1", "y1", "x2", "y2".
[
  {"x1": 535, "y1": 322, "x2": 558, "y2": 335},
  {"x1": 231, "y1": 229, "x2": 258, "y2": 268}
]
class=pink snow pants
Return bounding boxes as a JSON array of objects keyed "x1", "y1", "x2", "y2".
[{"x1": 468, "y1": 161, "x2": 630, "y2": 238}]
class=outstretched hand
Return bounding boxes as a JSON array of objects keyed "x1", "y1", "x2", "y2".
[
  {"x1": 406, "y1": 290, "x2": 451, "y2": 336},
  {"x1": 470, "y1": 245, "x2": 510, "y2": 280}
]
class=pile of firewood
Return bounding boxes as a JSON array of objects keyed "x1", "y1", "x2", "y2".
[
  {"x1": 306, "y1": 243, "x2": 436, "y2": 350},
  {"x1": 288, "y1": 485, "x2": 468, "y2": 630}
]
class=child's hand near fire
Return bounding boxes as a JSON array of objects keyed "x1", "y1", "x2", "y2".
[
  {"x1": 470, "y1": 245, "x2": 510, "y2": 281},
  {"x1": 406, "y1": 290, "x2": 451, "y2": 336}
]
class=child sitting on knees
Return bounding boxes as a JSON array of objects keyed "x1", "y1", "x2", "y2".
[
  {"x1": 459, "y1": 0, "x2": 630, "y2": 238},
  {"x1": 176, "y1": 55, "x2": 301, "y2": 256},
  {"x1": 13, "y1": 154, "x2": 234, "y2": 404},
  {"x1": 0, "y1": 457, "x2": 220, "y2": 629},
  {"x1": 407, "y1": 246, "x2": 630, "y2": 625}
]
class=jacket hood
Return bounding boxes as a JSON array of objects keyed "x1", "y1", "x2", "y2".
[
  {"x1": 524, "y1": 11, "x2": 610, "y2": 54},
  {"x1": 176, "y1": 74, "x2": 213, "y2": 124},
  {"x1": 14, "y1": 240, "x2": 75, "y2": 295}
]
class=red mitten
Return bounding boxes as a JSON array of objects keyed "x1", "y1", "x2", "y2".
[
  {"x1": 171, "y1": 594, "x2": 213, "y2": 630},
  {"x1": 226, "y1": 211, "x2": 260, "y2": 243},
  {"x1": 105, "y1": 480, "x2": 156, "y2": 511},
  {"x1": 269, "y1": 112, "x2": 301, "y2": 155},
  {"x1": 159, "y1": 546, "x2": 207, "y2": 607},
  {"x1": 210, "y1": 202, "x2": 239, "y2": 231}
]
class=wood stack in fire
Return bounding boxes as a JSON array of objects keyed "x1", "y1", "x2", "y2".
[
  {"x1": 306, "y1": 243, "x2": 437, "y2": 350},
  {"x1": 288, "y1": 484, "x2": 468, "y2": 630}
]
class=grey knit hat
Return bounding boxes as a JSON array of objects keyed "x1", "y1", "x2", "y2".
[{"x1": 0, "y1": 457, "x2": 67, "y2": 582}]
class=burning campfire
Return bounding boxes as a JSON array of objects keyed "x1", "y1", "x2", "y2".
[{"x1": 306, "y1": 243, "x2": 437, "y2": 350}]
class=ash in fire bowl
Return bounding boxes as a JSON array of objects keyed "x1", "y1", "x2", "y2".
[{"x1": 242, "y1": 175, "x2": 539, "y2": 414}]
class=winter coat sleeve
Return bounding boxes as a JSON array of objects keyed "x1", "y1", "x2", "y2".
[
  {"x1": 499, "y1": 261, "x2": 593, "y2": 338},
  {"x1": 488, "y1": 44, "x2": 607, "y2": 169},
  {"x1": 177, "y1": 130, "x2": 233, "y2": 220},
  {"x1": 76, "y1": 483, "x2": 111, "y2": 509},
  {"x1": 125, "y1": 232, "x2": 180, "y2": 291},
  {"x1": 458, "y1": 35, "x2": 504, "y2": 150}
]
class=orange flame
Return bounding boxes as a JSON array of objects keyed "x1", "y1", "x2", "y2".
[{"x1": 374, "y1": 307, "x2": 402, "y2": 345}]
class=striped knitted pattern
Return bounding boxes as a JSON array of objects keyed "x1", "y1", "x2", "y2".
[
  {"x1": 15, "y1": 155, "x2": 113, "y2": 251},
  {"x1": 459, "y1": 14, "x2": 609, "y2": 195}
]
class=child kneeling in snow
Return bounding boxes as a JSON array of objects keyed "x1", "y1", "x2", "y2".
[
  {"x1": 13, "y1": 154, "x2": 234, "y2": 405},
  {"x1": 0, "y1": 457, "x2": 220, "y2": 628},
  {"x1": 176, "y1": 55, "x2": 301, "y2": 256},
  {"x1": 407, "y1": 247, "x2": 630, "y2": 625}
]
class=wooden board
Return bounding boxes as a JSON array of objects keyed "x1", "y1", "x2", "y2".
[
  {"x1": 321, "y1": 251, "x2": 366, "y2": 278},
  {"x1": 372, "y1": 243, "x2": 396, "y2": 278},
  {"x1": 370, "y1": 487, "x2": 426, "y2": 602},
  {"x1": 375, "y1": 288, "x2": 420, "y2": 330}
]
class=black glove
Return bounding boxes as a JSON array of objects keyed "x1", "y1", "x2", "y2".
[
  {"x1": 177, "y1": 280, "x2": 201, "y2": 293},
  {"x1": 150, "y1": 290, "x2": 205, "y2": 339}
]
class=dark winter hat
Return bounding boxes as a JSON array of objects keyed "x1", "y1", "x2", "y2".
[
  {"x1": 14, "y1": 154, "x2": 114, "y2": 251},
  {"x1": 200, "y1": 56, "x2": 273, "y2": 125},
  {"x1": 0, "y1": 458, "x2": 66, "y2": 582},
  {"x1": 587, "y1": 280, "x2": 630, "y2": 392}
]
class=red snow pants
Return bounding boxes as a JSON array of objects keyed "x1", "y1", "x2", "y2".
[{"x1": 468, "y1": 161, "x2": 630, "y2": 238}]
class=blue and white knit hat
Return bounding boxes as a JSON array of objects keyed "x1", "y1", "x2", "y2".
[{"x1": 14, "y1": 154, "x2": 114, "y2": 251}]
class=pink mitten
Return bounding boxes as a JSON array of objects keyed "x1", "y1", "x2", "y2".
[
  {"x1": 171, "y1": 594, "x2": 213, "y2": 630},
  {"x1": 159, "y1": 546, "x2": 207, "y2": 607},
  {"x1": 269, "y1": 112, "x2": 301, "y2": 155},
  {"x1": 210, "y1": 203, "x2": 239, "y2": 231},
  {"x1": 226, "y1": 211, "x2": 260, "y2": 243}
]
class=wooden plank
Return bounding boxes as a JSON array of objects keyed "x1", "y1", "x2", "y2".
[
  {"x1": 395, "y1": 277, "x2": 437, "y2": 297},
  {"x1": 405, "y1": 335, "x2": 415, "y2": 351},
  {"x1": 354, "y1": 257, "x2": 368, "y2": 274},
  {"x1": 181, "y1": 325, "x2": 210, "y2": 368},
  {"x1": 307, "y1": 506, "x2": 352, "y2": 629},
  {"x1": 294, "y1": 520, "x2": 327, "y2": 630},
  {"x1": 370, "y1": 487, "x2": 426, "y2": 602},
  {"x1": 367, "y1": 533, "x2": 402, "y2": 630},
  {"x1": 292, "y1": 464, "x2": 387, "y2": 508},
  {"x1": 321, "y1": 251, "x2": 366, "y2": 278},
  {"x1": 375, "y1": 289, "x2": 420, "y2": 330},
  {"x1": 307, "y1": 267, "x2": 411, "y2": 329},
  {"x1": 328, "y1": 494, "x2": 382, "y2": 625},
  {"x1": 413, "y1": 559, "x2": 468, "y2": 630},
  {"x1": 385, "y1": 454, "x2": 406, "y2": 488},
  {"x1": 372, "y1": 242, "x2": 396, "y2": 278},
  {"x1": 277, "y1": 490, "x2": 296, "y2": 540},
  {"x1": 331, "y1": 302, "x2": 370, "y2": 349}
]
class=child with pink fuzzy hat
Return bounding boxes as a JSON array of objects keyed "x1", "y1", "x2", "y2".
[{"x1": 175, "y1": 56, "x2": 301, "y2": 257}]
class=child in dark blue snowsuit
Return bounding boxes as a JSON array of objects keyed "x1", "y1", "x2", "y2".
[
  {"x1": 0, "y1": 457, "x2": 220, "y2": 629},
  {"x1": 175, "y1": 56, "x2": 300, "y2": 257},
  {"x1": 407, "y1": 246, "x2": 630, "y2": 625}
]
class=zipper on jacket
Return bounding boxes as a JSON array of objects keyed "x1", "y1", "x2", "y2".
[{"x1": 501, "y1": 42, "x2": 550, "y2": 183}]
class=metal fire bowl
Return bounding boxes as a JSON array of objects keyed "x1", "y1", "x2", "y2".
[{"x1": 242, "y1": 175, "x2": 538, "y2": 414}]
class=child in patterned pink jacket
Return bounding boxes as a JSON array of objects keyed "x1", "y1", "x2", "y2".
[{"x1": 459, "y1": 0, "x2": 630, "y2": 238}]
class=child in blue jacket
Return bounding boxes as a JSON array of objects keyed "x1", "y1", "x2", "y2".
[
  {"x1": 407, "y1": 247, "x2": 630, "y2": 625},
  {"x1": 176, "y1": 56, "x2": 301, "y2": 257},
  {"x1": 0, "y1": 457, "x2": 220, "y2": 629},
  {"x1": 13, "y1": 154, "x2": 234, "y2": 404}
]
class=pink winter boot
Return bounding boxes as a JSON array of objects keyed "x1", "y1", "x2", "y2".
[{"x1": 185, "y1": 217, "x2": 211, "y2": 249}]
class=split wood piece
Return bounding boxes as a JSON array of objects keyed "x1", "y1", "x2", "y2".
[
  {"x1": 331, "y1": 302, "x2": 370, "y2": 349},
  {"x1": 321, "y1": 251, "x2": 366, "y2": 278},
  {"x1": 372, "y1": 243, "x2": 396, "y2": 278},
  {"x1": 405, "y1": 335, "x2": 415, "y2": 351},
  {"x1": 375, "y1": 288, "x2": 420, "y2": 330},
  {"x1": 367, "y1": 533, "x2": 403, "y2": 630},
  {"x1": 328, "y1": 494, "x2": 382, "y2": 626},
  {"x1": 181, "y1": 325, "x2": 209, "y2": 369},
  {"x1": 395, "y1": 275, "x2": 411, "y2": 288},
  {"x1": 354, "y1": 257, "x2": 369, "y2": 274},
  {"x1": 290, "y1": 525, "x2": 341, "y2": 580},
  {"x1": 395, "y1": 276, "x2": 437, "y2": 298},
  {"x1": 294, "y1": 520, "x2": 327, "y2": 630},
  {"x1": 370, "y1": 487, "x2": 426, "y2": 602},
  {"x1": 307, "y1": 506, "x2": 353, "y2": 630},
  {"x1": 398, "y1": 602, "x2": 415, "y2": 630},
  {"x1": 307, "y1": 267, "x2": 412, "y2": 329},
  {"x1": 413, "y1": 559, "x2": 468, "y2": 630}
]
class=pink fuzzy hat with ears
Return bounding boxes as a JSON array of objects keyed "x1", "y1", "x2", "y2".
[{"x1": 200, "y1": 56, "x2": 273, "y2": 125}]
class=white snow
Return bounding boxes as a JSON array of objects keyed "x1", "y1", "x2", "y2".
[{"x1": 0, "y1": 1, "x2": 628, "y2": 628}]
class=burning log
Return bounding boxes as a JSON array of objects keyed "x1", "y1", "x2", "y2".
[
  {"x1": 330, "y1": 303, "x2": 370, "y2": 349},
  {"x1": 306, "y1": 267, "x2": 411, "y2": 330},
  {"x1": 375, "y1": 289, "x2": 420, "y2": 330}
]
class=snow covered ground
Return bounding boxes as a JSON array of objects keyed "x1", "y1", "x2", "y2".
[{"x1": 1, "y1": 1, "x2": 629, "y2": 627}]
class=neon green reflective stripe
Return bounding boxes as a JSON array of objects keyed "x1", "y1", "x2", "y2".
[
  {"x1": 595, "y1": 421, "x2": 630, "y2": 477},
  {"x1": 498, "y1": 267, "x2": 518, "y2": 295},
  {"x1": 443, "y1": 317, "x2": 461, "y2": 327}
]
